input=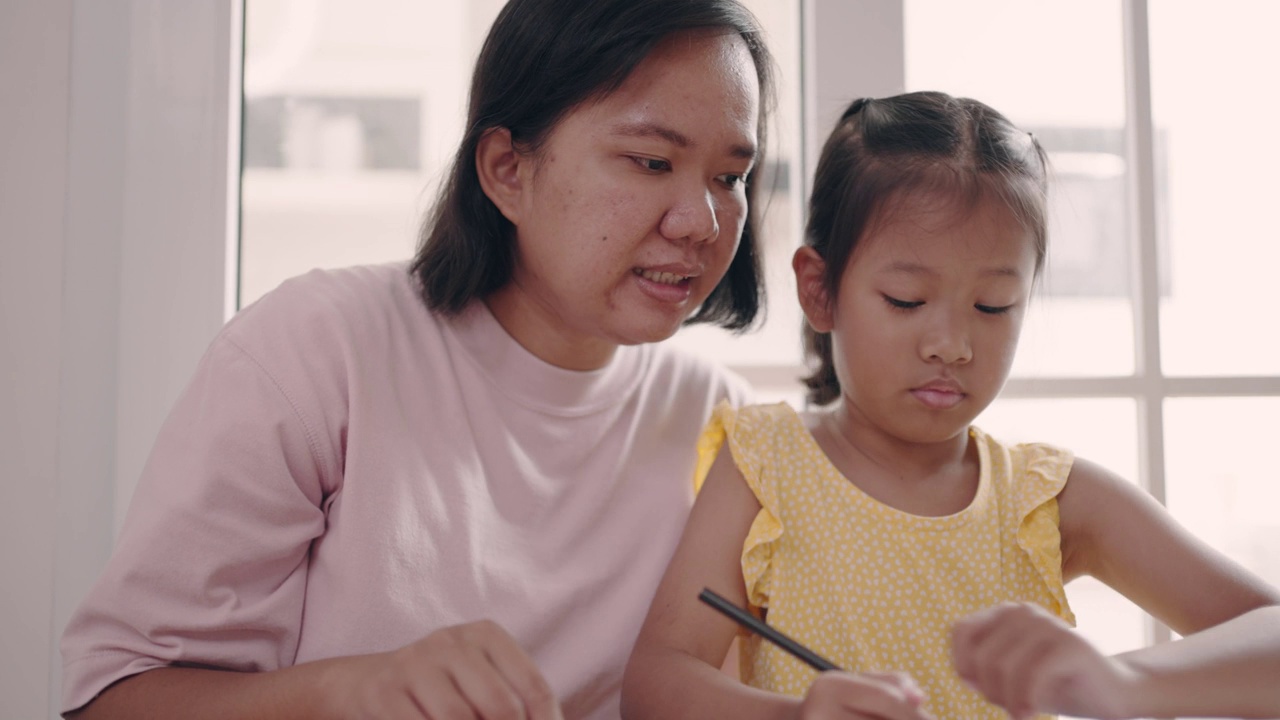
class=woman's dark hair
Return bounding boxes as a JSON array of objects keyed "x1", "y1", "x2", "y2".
[
  {"x1": 411, "y1": 0, "x2": 775, "y2": 331},
  {"x1": 802, "y1": 91, "x2": 1050, "y2": 405}
]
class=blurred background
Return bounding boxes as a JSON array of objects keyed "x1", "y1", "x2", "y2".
[{"x1": 5, "y1": 1, "x2": 1278, "y2": 717}]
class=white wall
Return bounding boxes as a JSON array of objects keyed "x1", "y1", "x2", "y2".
[
  {"x1": 2, "y1": 4, "x2": 75, "y2": 718},
  {"x1": 0, "y1": 2, "x2": 239, "y2": 717}
]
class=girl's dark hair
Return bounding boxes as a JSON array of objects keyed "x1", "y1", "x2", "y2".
[
  {"x1": 411, "y1": 0, "x2": 775, "y2": 331},
  {"x1": 802, "y1": 91, "x2": 1050, "y2": 405}
]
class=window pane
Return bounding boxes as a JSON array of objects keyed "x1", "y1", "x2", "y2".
[
  {"x1": 240, "y1": 0, "x2": 504, "y2": 307},
  {"x1": 973, "y1": 398, "x2": 1147, "y2": 653},
  {"x1": 904, "y1": 1, "x2": 1134, "y2": 378},
  {"x1": 1165, "y1": 398, "x2": 1280, "y2": 587},
  {"x1": 1150, "y1": 3, "x2": 1280, "y2": 376}
]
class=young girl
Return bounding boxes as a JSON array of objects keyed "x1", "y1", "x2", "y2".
[{"x1": 621, "y1": 91, "x2": 1280, "y2": 720}]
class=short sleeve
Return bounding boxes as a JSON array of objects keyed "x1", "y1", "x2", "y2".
[
  {"x1": 60, "y1": 323, "x2": 336, "y2": 712},
  {"x1": 693, "y1": 402, "x2": 786, "y2": 611},
  {"x1": 1013, "y1": 442, "x2": 1077, "y2": 624}
]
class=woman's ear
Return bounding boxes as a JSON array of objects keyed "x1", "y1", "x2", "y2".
[
  {"x1": 475, "y1": 127, "x2": 526, "y2": 224},
  {"x1": 793, "y1": 246, "x2": 835, "y2": 333}
]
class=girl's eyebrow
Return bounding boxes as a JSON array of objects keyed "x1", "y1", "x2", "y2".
[
  {"x1": 609, "y1": 120, "x2": 758, "y2": 160},
  {"x1": 882, "y1": 260, "x2": 1026, "y2": 279}
]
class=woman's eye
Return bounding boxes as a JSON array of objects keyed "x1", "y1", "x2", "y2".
[
  {"x1": 883, "y1": 294, "x2": 923, "y2": 311},
  {"x1": 718, "y1": 173, "x2": 745, "y2": 189},
  {"x1": 631, "y1": 156, "x2": 671, "y2": 172},
  {"x1": 975, "y1": 303, "x2": 1014, "y2": 315}
]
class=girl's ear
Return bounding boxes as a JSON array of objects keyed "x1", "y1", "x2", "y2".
[
  {"x1": 475, "y1": 127, "x2": 526, "y2": 224},
  {"x1": 793, "y1": 246, "x2": 835, "y2": 333}
]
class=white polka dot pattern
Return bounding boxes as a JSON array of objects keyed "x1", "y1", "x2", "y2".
[{"x1": 694, "y1": 402, "x2": 1076, "y2": 720}]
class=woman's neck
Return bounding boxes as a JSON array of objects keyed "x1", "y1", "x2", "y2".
[{"x1": 484, "y1": 289, "x2": 618, "y2": 371}]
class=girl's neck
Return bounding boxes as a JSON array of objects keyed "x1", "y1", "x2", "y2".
[{"x1": 812, "y1": 401, "x2": 978, "y2": 517}]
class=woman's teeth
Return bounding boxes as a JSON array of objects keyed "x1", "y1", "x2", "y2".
[{"x1": 636, "y1": 269, "x2": 687, "y2": 285}]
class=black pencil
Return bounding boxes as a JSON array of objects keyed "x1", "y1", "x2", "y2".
[{"x1": 698, "y1": 587, "x2": 842, "y2": 672}]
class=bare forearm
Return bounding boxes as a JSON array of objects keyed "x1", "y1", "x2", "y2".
[
  {"x1": 66, "y1": 656, "x2": 359, "y2": 720},
  {"x1": 621, "y1": 648, "x2": 796, "y2": 720},
  {"x1": 1117, "y1": 605, "x2": 1280, "y2": 719}
]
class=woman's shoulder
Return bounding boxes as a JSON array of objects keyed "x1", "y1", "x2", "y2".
[
  {"x1": 223, "y1": 262, "x2": 438, "y2": 356},
  {"x1": 231, "y1": 261, "x2": 423, "y2": 331}
]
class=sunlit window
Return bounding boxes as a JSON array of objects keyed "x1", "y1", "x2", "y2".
[
  {"x1": 241, "y1": 0, "x2": 1280, "y2": 668},
  {"x1": 906, "y1": 0, "x2": 1280, "y2": 654}
]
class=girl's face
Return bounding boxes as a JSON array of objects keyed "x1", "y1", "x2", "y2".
[
  {"x1": 799, "y1": 194, "x2": 1039, "y2": 444},
  {"x1": 483, "y1": 30, "x2": 760, "y2": 370}
]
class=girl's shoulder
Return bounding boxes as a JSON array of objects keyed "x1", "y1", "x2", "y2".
[
  {"x1": 969, "y1": 425, "x2": 1075, "y2": 490},
  {"x1": 698, "y1": 401, "x2": 823, "y2": 490},
  {"x1": 709, "y1": 400, "x2": 810, "y2": 445}
]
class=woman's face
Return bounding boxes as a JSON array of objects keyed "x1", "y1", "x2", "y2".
[{"x1": 484, "y1": 30, "x2": 760, "y2": 370}]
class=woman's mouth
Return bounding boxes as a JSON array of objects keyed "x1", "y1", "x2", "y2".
[
  {"x1": 633, "y1": 267, "x2": 695, "y2": 303},
  {"x1": 634, "y1": 268, "x2": 691, "y2": 285}
]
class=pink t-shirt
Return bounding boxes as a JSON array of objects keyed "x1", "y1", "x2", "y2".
[{"x1": 61, "y1": 262, "x2": 751, "y2": 718}]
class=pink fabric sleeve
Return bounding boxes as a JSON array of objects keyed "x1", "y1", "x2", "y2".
[{"x1": 60, "y1": 332, "x2": 334, "y2": 711}]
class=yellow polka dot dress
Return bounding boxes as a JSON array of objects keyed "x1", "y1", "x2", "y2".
[{"x1": 695, "y1": 402, "x2": 1076, "y2": 720}]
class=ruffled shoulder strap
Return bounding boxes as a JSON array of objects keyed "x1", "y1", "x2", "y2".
[
  {"x1": 995, "y1": 431, "x2": 1077, "y2": 623},
  {"x1": 694, "y1": 401, "x2": 798, "y2": 610}
]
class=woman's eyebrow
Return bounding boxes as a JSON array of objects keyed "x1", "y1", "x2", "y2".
[{"x1": 609, "y1": 120, "x2": 757, "y2": 160}]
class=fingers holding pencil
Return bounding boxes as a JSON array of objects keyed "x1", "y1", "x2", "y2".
[
  {"x1": 698, "y1": 588, "x2": 934, "y2": 719},
  {"x1": 800, "y1": 672, "x2": 932, "y2": 720}
]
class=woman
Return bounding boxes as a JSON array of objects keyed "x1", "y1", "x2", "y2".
[{"x1": 61, "y1": 1, "x2": 774, "y2": 718}]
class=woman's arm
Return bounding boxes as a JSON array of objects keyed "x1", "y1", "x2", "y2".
[
  {"x1": 68, "y1": 621, "x2": 563, "y2": 720},
  {"x1": 620, "y1": 445, "x2": 931, "y2": 720}
]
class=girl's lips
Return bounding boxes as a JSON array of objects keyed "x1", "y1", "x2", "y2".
[{"x1": 911, "y1": 387, "x2": 965, "y2": 410}]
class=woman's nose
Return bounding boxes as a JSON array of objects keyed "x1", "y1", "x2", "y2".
[{"x1": 659, "y1": 186, "x2": 719, "y2": 244}]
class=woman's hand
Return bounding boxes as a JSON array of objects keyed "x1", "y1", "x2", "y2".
[
  {"x1": 795, "y1": 671, "x2": 933, "y2": 720},
  {"x1": 337, "y1": 620, "x2": 564, "y2": 720},
  {"x1": 951, "y1": 602, "x2": 1137, "y2": 720}
]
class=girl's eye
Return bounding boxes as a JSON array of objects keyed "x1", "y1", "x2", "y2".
[
  {"x1": 883, "y1": 294, "x2": 923, "y2": 311},
  {"x1": 631, "y1": 156, "x2": 671, "y2": 173},
  {"x1": 975, "y1": 303, "x2": 1014, "y2": 315}
]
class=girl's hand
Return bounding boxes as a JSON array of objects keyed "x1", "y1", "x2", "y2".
[
  {"x1": 951, "y1": 602, "x2": 1137, "y2": 720},
  {"x1": 795, "y1": 671, "x2": 934, "y2": 720},
  {"x1": 336, "y1": 620, "x2": 565, "y2": 720}
]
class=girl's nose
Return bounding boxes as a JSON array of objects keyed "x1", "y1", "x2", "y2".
[
  {"x1": 920, "y1": 314, "x2": 973, "y2": 365},
  {"x1": 659, "y1": 187, "x2": 719, "y2": 244}
]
